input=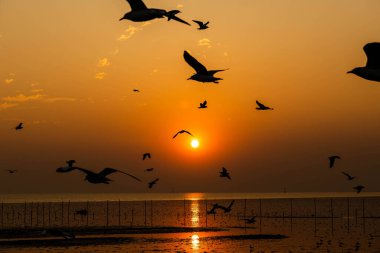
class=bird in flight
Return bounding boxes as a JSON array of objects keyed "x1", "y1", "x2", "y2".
[
  {"x1": 353, "y1": 185, "x2": 365, "y2": 194},
  {"x1": 217, "y1": 200, "x2": 235, "y2": 213},
  {"x1": 255, "y1": 100, "x2": 273, "y2": 110},
  {"x1": 133, "y1": 89, "x2": 140, "y2": 92},
  {"x1": 192, "y1": 20, "x2": 209, "y2": 30},
  {"x1": 198, "y1": 100, "x2": 207, "y2": 109},
  {"x1": 207, "y1": 203, "x2": 221, "y2": 215},
  {"x1": 57, "y1": 167, "x2": 141, "y2": 184},
  {"x1": 120, "y1": 0, "x2": 190, "y2": 26},
  {"x1": 242, "y1": 216, "x2": 257, "y2": 224},
  {"x1": 328, "y1": 155, "x2": 341, "y2": 168},
  {"x1": 348, "y1": 42, "x2": 380, "y2": 82},
  {"x1": 6, "y1": 169, "x2": 17, "y2": 174},
  {"x1": 342, "y1": 171, "x2": 356, "y2": 181},
  {"x1": 184, "y1": 51, "x2": 227, "y2": 84},
  {"x1": 145, "y1": 168, "x2": 154, "y2": 172},
  {"x1": 219, "y1": 167, "x2": 231, "y2": 180},
  {"x1": 142, "y1": 153, "x2": 151, "y2": 160},
  {"x1": 148, "y1": 178, "x2": 159, "y2": 188},
  {"x1": 15, "y1": 122, "x2": 23, "y2": 130},
  {"x1": 173, "y1": 130, "x2": 193, "y2": 139}
]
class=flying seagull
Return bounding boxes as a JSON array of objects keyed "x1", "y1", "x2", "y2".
[
  {"x1": 142, "y1": 153, "x2": 151, "y2": 160},
  {"x1": 207, "y1": 203, "x2": 221, "y2": 215},
  {"x1": 342, "y1": 171, "x2": 356, "y2": 181},
  {"x1": 133, "y1": 89, "x2": 140, "y2": 92},
  {"x1": 6, "y1": 169, "x2": 17, "y2": 174},
  {"x1": 217, "y1": 200, "x2": 235, "y2": 213},
  {"x1": 328, "y1": 155, "x2": 341, "y2": 168},
  {"x1": 219, "y1": 167, "x2": 231, "y2": 180},
  {"x1": 192, "y1": 20, "x2": 209, "y2": 30},
  {"x1": 15, "y1": 122, "x2": 23, "y2": 130},
  {"x1": 198, "y1": 100, "x2": 207, "y2": 109},
  {"x1": 148, "y1": 178, "x2": 159, "y2": 188},
  {"x1": 353, "y1": 185, "x2": 365, "y2": 194},
  {"x1": 184, "y1": 51, "x2": 227, "y2": 83},
  {"x1": 120, "y1": 0, "x2": 190, "y2": 26},
  {"x1": 173, "y1": 130, "x2": 193, "y2": 139},
  {"x1": 145, "y1": 168, "x2": 154, "y2": 172},
  {"x1": 255, "y1": 100, "x2": 273, "y2": 110},
  {"x1": 242, "y1": 216, "x2": 257, "y2": 224},
  {"x1": 348, "y1": 42, "x2": 380, "y2": 82},
  {"x1": 57, "y1": 167, "x2": 141, "y2": 184}
]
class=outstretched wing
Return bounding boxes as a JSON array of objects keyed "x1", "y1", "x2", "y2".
[
  {"x1": 184, "y1": 51, "x2": 208, "y2": 74},
  {"x1": 172, "y1": 132, "x2": 180, "y2": 139},
  {"x1": 102, "y1": 168, "x2": 142, "y2": 182},
  {"x1": 126, "y1": 0, "x2": 148, "y2": 11},
  {"x1": 342, "y1": 171, "x2": 350, "y2": 178},
  {"x1": 364, "y1": 42, "x2": 380, "y2": 68},
  {"x1": 192, "y1": 20, "x2": 203, "y2": 27},
  {"x1": 183, "y1": 130, "x2": 193, "y2": 136},
  {"x1": 256, "y1": 100, "x2": 265, "y2": 108},
  {"x1": 170, "y1": 15, "x2": 191, "y2": 26},
  {"x1": 227, "y1": 200, "x2": 235, "y2": 209}
]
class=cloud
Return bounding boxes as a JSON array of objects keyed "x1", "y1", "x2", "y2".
[
  {"x1": 31, "y1": 89, "x2": 44, "y2": 93},
  {"x1": 44, "y1": 97, "x2": 77, "y2": 103},
  {"x1": 176, "y1": 4, "x2": 184, "y2": 8},
  {"x1": 0, "y1": 102, "x2": 17, "y2": 110},
  {"x1": 198, "y1": 38, "x2": 212, "y2": 48},
  {"x1": 30, "y1": 82, "x2": 40, "y2": 87},
  {"x1": 97, "y1": 58, "x2": 110, "y2": 68},
  {"x1": 4, "y1": 78, "x2": 14, "y2": 84},
  {"x1": 95, "y1": 72, "x2": 106, "y2": 80},
  {"x1": 2, "y1": 94, "x2": 45, "y2": 102},
  {"x1": 117, "y1": 25, "x2": 141, "y2": 41}
]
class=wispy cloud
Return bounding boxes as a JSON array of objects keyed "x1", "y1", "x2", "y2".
[
  {"x1": 97, "y1": 58, "x2": 110, "y2": 68},
  {"x1": 4, "y1": 78, "x2": 14, "y2": 84},
  {"x1": 198, "y1": 38, "x2": 212, "y2": 48},
  {"x1": 176, "y1": 4, "x2": 184, "y2": 8},
  {"x1": 117, "y1": 25, "x2": 141, "y2": 41},
  {"x1": 2, "y1": 94, "x2": 45, "y2": 102},
  {"x1": 31, "y1": 89, "x2": 44, "y2": 93},
  {"x1": 0, "y1": 102, "x2": 17, "y2": 110},
  {"x1": 95, "y1": 72, "x2": 106, "y2": 80},
  {"x1": 44, "y1": 97, "x2": 77, "y2": 103}
]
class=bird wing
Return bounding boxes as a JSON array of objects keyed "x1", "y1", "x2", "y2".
[
  {"x1": 72, "y1": 167, "x2": 96, "y2": 176},
  {"x1": 222, "y1": 167, "x2": 227, "y2": 173},
  {"x1": 203, "y1": 100, "x2": 207, "y2": 106},
  {"x1": 207, "y1": 69, "x2": 227, "y2": 75},
  {"x1": 328, "y1": 157, "x2": 334, "y2": 168},
  {"x1": 102, "y1": 168, "x2": 142, "y2": 182},
  {"x1": 183, "y1": 130, "x2": 193, "y2": 136},
  {"x1": 125, "y1": 0, "x2": 148, "y2": 11},
  {"x1": 169, "y1": 15, "x2": 191, "y2": 26},
  {"x1": 184, "y1": 51, "x2": 208, "y2": 74},
  {"x1": 256, "y1": 100, "x2": 265, "y2": 108},
  {"x1": 173, "y1": 132, "x2": 180, "y2": 138},
  {"x1": 227, "y1": 200, "x2": 235, "y2": 209},
  {"x1": 341, "y1": 171, "x2": 349, "y2": 178},
  {"x1": 192, "y1": 20, "x2": 203, "y2": 26},
  {"x1": 364, "y1": 42, "x2": 380, "y2": 68}
]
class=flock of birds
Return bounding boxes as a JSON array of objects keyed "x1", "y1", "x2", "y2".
[{"x1": 5, "y1": 0, "x2": 380, "y2": 196}]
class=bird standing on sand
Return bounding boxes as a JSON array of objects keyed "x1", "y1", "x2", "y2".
[
  {"x1": 15, "y1": 122, "x2": 23, "y2": 130},
  {"x1": 173, "y1": 130, "x2": 193, "y2": 139},
  {"x1": 353, "y1": 185, "x2": 365, "y2": 194},
  {"x1": 57, "y1": 167, "x2": 141, "y2": 184},
  {"x1": 198, "y1": 100, "x2": 207, "y2": 109},
  {"x1": 148, "y1": 178, "x2": 159, "y2": 188},
  {"x1": 120, "y1": 0, "x2": 190, "y2": 25},
  {"x1": 184, "y1": 51, "x2": 227, "y2": 83},
  {"x1": 255, "y1": 100, "x2": 273, "y2": 110},
  {"x1": 348, "y1": 42, "x2": 380, "y2": 82},
  {"x1": 142, "y1": 153, "x2": 151, "y2": 160},
  {"x1": 193, "y1": 20, "x2": 209, "y2": 30},
  {"x1": 342, "y1": 171, "x2": 356, "y2": 181},
  {"x1": 219, "y1": 167, "x2": 231, "y2": 180},
  {"x1": 328, "y1": 155, "x2": 341, "y2": 168}
]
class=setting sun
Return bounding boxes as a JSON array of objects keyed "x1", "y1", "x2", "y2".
[{"x1": 191, "y1": 139, "x2": 200, "y2": 149}]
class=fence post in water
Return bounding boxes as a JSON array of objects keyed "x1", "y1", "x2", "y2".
[
  {"x1": 259, "y1": 199, "x2": 262, "y2": 233},
  {"x1": 347, "y1": 198, "x2": 350, "y2": 233},
  {"x1": 150, "y1": 200, "x2": 153, "y2": 227},
  {"x1": 61, "y1": 201, "x2": 64, "y2": 227},
  {"x1": 36, "y1": 203, "x2": 39, "y2": 227},
  {"x1": 106, "y1": 200, "x2": 109, "y2": 227},
  {"x1": 1, "y1": 202, "x2": 3, "y2": 229},
  {"x1": 205, "y1": 199, "x2": 208, "y2": 227},
  {"x1": 48, "y1": 202, "x2": 51, "y2": 228},
  {"x1": 68, "y1": 201, "x2": 70, "y2": 227},
  {"x1": 314, "y1": 198, "x2": 317, "y2": 234},
  {"x1": 31, "y1": 202, "x2": 33, "y2": 228},
  {"x1": 290, "y1": 199, "x2": 293, "y2": 233},
  {"x1": 118, "y1": 200, "x2": 121, "y2": 227},
  {"x1": 183, "y1": 199, "x2": 186, "y2": 227},
  {"x1": 362, "y1": 198, "x2": 365, "y2": 233},
  {"x1": 42, "y1": 203, "x2": 45, "y2": 228},
  {"x1": 24, "y1": 201, "x2": 27, "y2": 228},
  {"x1": 330, "y1": 198, "x2": 334, "y2": 235},
  {"x1": 144, "y1": 200, "x2": 147, "y2": 227}
]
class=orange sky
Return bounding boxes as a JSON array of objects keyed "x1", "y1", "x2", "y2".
[{"x1": 1, "y1": 0, "x2": 380, "y2": 193}]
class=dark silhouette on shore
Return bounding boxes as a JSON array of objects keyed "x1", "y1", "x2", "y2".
[
  {"x1": 15, "y1": 122, "x2": 23, "y2": 130},
  {"x1": 120, "y1": 0, "x2": 190, "y2": 26},
  {"x1": 184, "y1": 51, "x2": 227, "y2": 83},
  {"x1": 219, "y1": 167, "x2": 231, "y2": 180},
  {"x1": 142, "y1": 153, "x2": 151, "y2": 160},
  {"x1": 173, "y1": 129, "x2": 193, "y2": 139},
  {"x1": 353, "y1": 185, "x2": 365, "y2": 194},
  {"x1": 328, "y1": 155, "x2": 341, "y2": 168},
  {"x1": 148, "y1": 178, "x2": 159, "y2": 188},
  {"x1": 342, "y1": 171, "x2": 356, "y2": 181},
  {"x1": 348, "y1": 42, "x2": 380, "y2": 82},
  {"x1": 255, "y1": 100, "x2": 273, "y2": 110},
  {"x1": 57, "y1": 167, "x2": 141, "y2": 184},
  {"x1": 198, "y1": 100, "x2": 207, "y2": 109},
  {"x1": 193, "y1": 20, "x2": 209, "y2": 30}
]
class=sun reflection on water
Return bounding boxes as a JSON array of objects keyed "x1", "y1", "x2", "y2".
[
  {"x1": 190, "y1": 200, "x2": 200, "y2": 227},
  {"x1": 191, "y1": 234, "x2": 200, "y2": 250}
]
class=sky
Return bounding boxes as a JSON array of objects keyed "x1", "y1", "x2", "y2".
[{"x1": 1, "y1": 0, "x2": 380, "y2": 193}]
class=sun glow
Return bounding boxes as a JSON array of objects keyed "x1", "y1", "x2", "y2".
[{"x1": 191, "y1": 139, "x2": 200, "y2": 148}]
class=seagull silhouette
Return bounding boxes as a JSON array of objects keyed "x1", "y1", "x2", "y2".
[
  {"x1": 207, "y1": 203, "x2": 221, "y2": 215},
  {"x1": 242, "y1": 216, "x2": 257, "y2": 224},
  {"x1": 145, "y1": 168, "x2": 154, "y2": 172},
  {"x1": 6, "y1": 169, "x2": 17, "y2": 174},
  {"x1": 15, "y1": 122, "x2": 23, "y2": 130},
  {"x1": 133, "y1": 89, "x2": 140, "y2": 92},
  {"x1": 184, "y1": 51, "x2": 227, "y2": 83},
  {"x1": 172, "y1": 130, "x2": 193, "y2": 139},
  {"x1": 120, "y1": 0, "x2": 190, "y2": 26},
  {"x1": 342, "y1": 171, "x2": 356, "y2": 181},
  {"x1": 348, "y1": 42, "x2": 380, "y2": 82},
  {"x1": 192, "y1": 20, "x2": 209, "y2": 30},
  {"x1": 217, "y1": 200, "x2": 235, "y2": 213},
  {"x1": 255, "y1": 100, "x2": 273, "y2": 110},
  {"x1": 57, "y1": 167, "x2": 141, "y2": 184},
  {"x1": 353, "y1": 185, "x2": 365, "y2": 194},
  {"x1": 328, "y1": 155, "x2": 341, "y2": 168},
  {"x1": 148, "y1": 178, "x2": 159, "y2": 188},
  {"x1": 198, "y1": 100, "x2": 207, "y2": 109},
  {"x1": 142, "y1": 153, "x2": 151, "y2": 160},
  {"x1": 219, "y1": 167, "x2": 231, "y2": 180}
]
